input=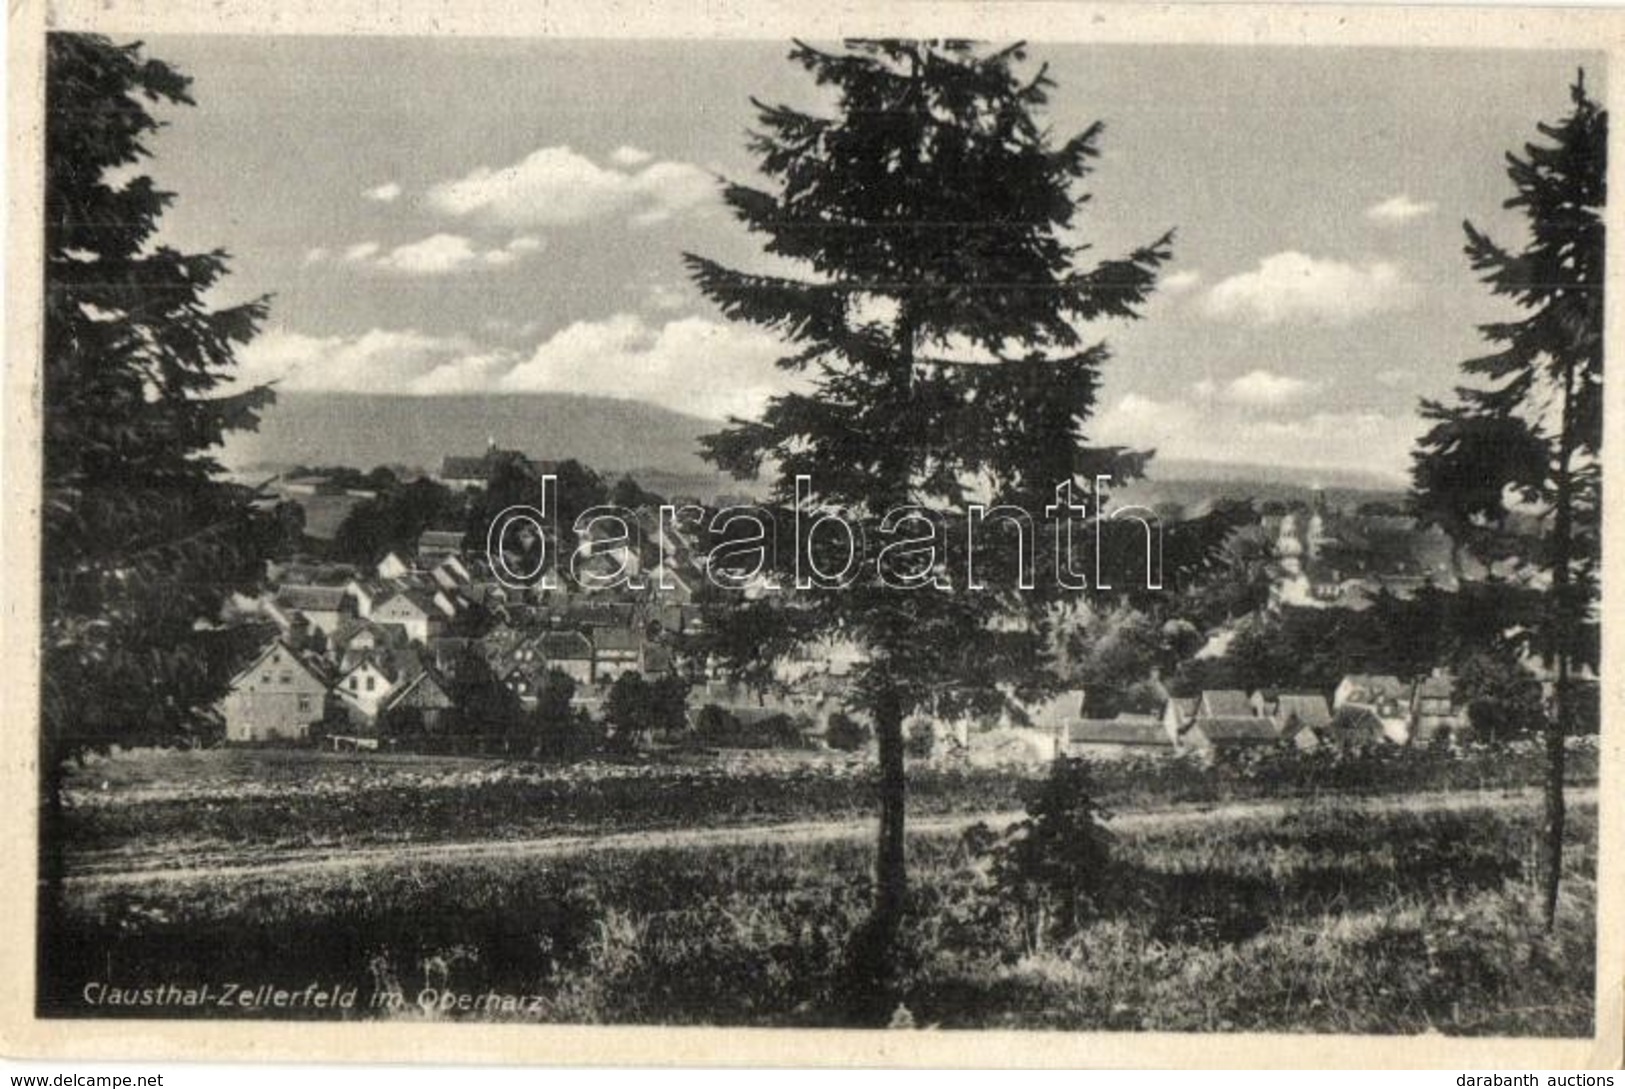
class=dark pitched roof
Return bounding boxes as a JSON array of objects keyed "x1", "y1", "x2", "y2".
[
  {"x1": 1070, "y1": 718, "x2": 1172, "y2": 746},
  {"x1": 1198, "y1": 689, "x2": 1252, "y2": 719},
  {"x1": 418, "y1": 529, "x2": 467, "y2": 552},
  {"x1": 1339, "y1": 674, "x2": 1406, "y2": 702},
  {"x1": 591, "y1": 626, "x2": 642, "y2": 652},
  {"x1": 381, "y1": 667, "x2": 453, "y2": 712},
  {"x1": 377, "y1": 587, "x2": 440, "y2": 617},
  {"x1": 1194, "y1": 716, "x2": 1280, "y2": 743},
  {"x1": 230, "y1": 639, "x2": 332, "y2": 687},
  {"x1": 539, "y1": 630, "x2": 594, "y2": 661},
  {"x1": 1320, "y1": 706, "x2": 1386, "y2": 745},
  {"x1": 1275, "y1": 693, "x2": 1332, "y2": 728},
  {"x1": 275, "y1": 584, "x2": 350, "y2": 614}
]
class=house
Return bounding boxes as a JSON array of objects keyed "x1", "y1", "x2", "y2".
[
  {"x1": 1067, "y1": 715, "x2": 1174, "y2": 760},
  {"x1": 1333, "y1": 673, "x2": 1411, "y2": 744},
  {"x1": 1196, "y1": 689, "x2": 1253, "y2": 720},
  {"x1": 591, "y1": 625, "x2": 644, "y2": 681},
  {"x1": 378, "y1": 667, "x2": 455, "y2": 734},
  {"x1": 539, "y1": 630, "x2": 595, "y2": 686},
  {"x1": 219, "y1": 641, "x2": 331, "y2": 742},
  {"x1": 335, "y1": 652, "x2": 401, "y2": 722},
  {"x1": 1161, "y1": 696, "x2": 1198, "y2": 744},
  {"x1": 1333, "y1": 674, "x2": 1407, "y2": 710},
  {"x1": 331, "y1": 618, "x2": 403, "y2": 672},
  {"x1": 372, "y1": 588, "x2": 445, "y2": 644},
  {"x1": 1410, "y1": 669, "x2": 1464, "y2": 744},
  {"x1": 377, "y1": 551, "x2": 412, "y2": 580},
  {"x1": 418, "y1": 529, "x2": 467, "y2": 562},
  {"x1": 1182, "y1": 715, "x2": 1280, "y2": 756},
  {"x1": 1248, "y1": 689, "x2": 1280, "y2": 718},
  {"x1": 266, "y1": 584, "x2": 352, "y2": 637},
  {"x1": 1272, "y1": 693, "x2": 1333, "y2": 743}
]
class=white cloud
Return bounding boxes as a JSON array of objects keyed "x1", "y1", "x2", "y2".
[
  {"x1": 499, "y1": 312, "x2": 790, "y2": 419},
  {"x1": 363, "y1": 181, "x2": 403, "y2": 203},
  {"x1": 1161, "y1": 269, "x2": 1203, "y2": 293},
  {"x1": 238, "y1": 313, "x2": 794, "y2": 418},
  {"x1": 426, "y1": 145, "x2": 716, "y2": 229},
  {"x1": 325, "y1": 233, "x2": 544, "y2": 275},
  {"x1": 1365, "y1": 194, "x2": 1436, "y2": 224},
  {"x1": 1223, "y1": 368, "x2": 1313, "y2": 405},
  {"x1": 1203, "y1": 251, "x2": 1417, "y2": 326},
  {"x1": 610, "y1": 145, "x2": 654, "y2": 168}
]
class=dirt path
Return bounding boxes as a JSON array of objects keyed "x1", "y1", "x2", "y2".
[{"x1": 65, "y1": 785, "x2": 1596, "y2": 889}]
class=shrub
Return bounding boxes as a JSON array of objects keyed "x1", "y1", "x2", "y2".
[
  {"x1": 965, "y1": 757, "x2": 1115, "y2": 951},
  {"x1": 692, "y1": 704, "x2": 809, "y2": 749},
  {"x1": 825, "y1": 712, "x2": 870, "y2": 752},
  {"x1": 905, "y1": 720, "x2": 935, "y2": 760}
]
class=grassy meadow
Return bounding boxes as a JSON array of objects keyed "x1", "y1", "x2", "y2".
[
  {"x1": 60, "y1": 741, "x2": 1597, "y2": 865},
  {"x1": 51, "y1": 785, "x2": 1598, "y2": 1035}
]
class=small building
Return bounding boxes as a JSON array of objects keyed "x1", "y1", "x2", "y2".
[
  {"x1": 1272, "y1": 692, "x2": 1333, "y2": 742},
  {"x1": 418, "y1": 529, "x2": 467, "y2": 562},
  {"x1": 1410, "y1": 669, "x2": 1464, "y2": 744},
  {"x1": 1162, "y1": 695, "x2": 1198, "y2": 744},
  {"x1": 1182, "y1": 715, "x2": 1280, "y2": 756},
  {"x1": 266, "y1": 584, "x2": 353, "y2": 638},
  {"x1": 219, "y1": 641, "x2": 331, "y2": 743},
  {"x1": 335, "y1": 652, "x2": 402, "y2": 722},
  {"x1": 539, "y1": 630, "x2": 596, "y2": 686},
  {"x1": 376, "y1": 551, "x2": 412, "y2": 580},
  {"x1": 1333, "y1": 673, "x2": 1407, "y2": 710},
  {"x1": 1196, "y1": 689, "x2": 1253, "y2": 720},
  {"x1": 1333, "y1": 673, "x2": 1411, "y2": 744},
  {"x1": 1067, "y1": 715, "x2": 1175, "y2": 760},
  {"x1": 1296, "y1": 705, "x2": 1387, "y2": 750},
  {"x1": 378, "y1": 667, "x2": 455, "y2": 734},
  {"x1": 372, "y1": 588, "x2": 445, "y2": 644},
  {"x1": 590, "y1": 625, "x2": 646, "y2": 681}
]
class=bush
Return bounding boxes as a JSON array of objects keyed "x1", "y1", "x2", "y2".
[
  {"x1": 964, "y1": 757, "x2": 1115, "y2": 951},
  {"x1": 825, "y1": 712, "x2": 870, "y2": 752},
  {"x1": 905, "y1": 720, "x2": 935, "y2": 759},
  {"x1": 693, "y1": 704, "x2": 808, "y2": 749}
]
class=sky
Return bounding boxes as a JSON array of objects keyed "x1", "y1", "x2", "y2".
[{"x1": 133, "y1": 35, "x2": 1605, "y2": 481}]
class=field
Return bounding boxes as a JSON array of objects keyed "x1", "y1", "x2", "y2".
[{"x1": 45, "y1": 744, "x2": 1600, "y2": 1034}]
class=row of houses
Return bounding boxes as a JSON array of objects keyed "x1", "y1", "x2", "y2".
[
  {"x1": 1059, "y1": 670, "x2": 1465, "y2": 761},
  {"x1": 220, "y1": 526, "x2": 700, "y2": 742}
]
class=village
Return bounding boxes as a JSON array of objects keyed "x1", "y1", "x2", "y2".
[{"x1": 215, "y1": 442, "x2": 1499, "y2": 766}]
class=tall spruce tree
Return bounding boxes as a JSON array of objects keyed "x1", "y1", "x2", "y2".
[
  {"x1": 1411, "y1": 73, "x2": 1604, "y2": 926},
  {"x1": 686, "y1": 39, "x2": 1170, "y2": 1010},
  {"x1": 41, "y1": 33, "x2": 275, "y2": 997}
]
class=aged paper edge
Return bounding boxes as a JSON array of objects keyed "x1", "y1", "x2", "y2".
[{"x1": 3, "y1": 0, "x2": 1622, "y2": 1068}]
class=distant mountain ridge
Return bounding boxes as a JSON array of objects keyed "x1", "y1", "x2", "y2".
[
  {"x1": 222, "y1": 391, "x2": 1407, "y2": 505},
  {"x1": 221, "y1": 391, "x2": 724, "y2": 478}
]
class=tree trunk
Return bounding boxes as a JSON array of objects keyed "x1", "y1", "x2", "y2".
[
  {"x1": 1541, "y1": 359, "x2": 1579, "y2": 930},
  {"x1": 1541, "y1": 662, "x2": 1568, "y2": 928},
  {"x1": 873, "y1": 688, "x2": 908, "y2": 945},
  {"x1": 37, "y1": 739, "x2": 68, "y2": 1013}
]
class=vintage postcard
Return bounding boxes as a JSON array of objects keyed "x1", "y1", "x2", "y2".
[{"x1": 2, "y1": 0, "x2": 1621, "y2": 1068}]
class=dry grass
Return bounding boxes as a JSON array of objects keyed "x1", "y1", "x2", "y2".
[{"x1": 48, "y1": 794, "x2": 1597, "y2": 1035}]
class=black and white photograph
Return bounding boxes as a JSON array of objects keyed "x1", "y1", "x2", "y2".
[{"x1": 8, "y1": 0, "x2": 1620, "y2": 1066}]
